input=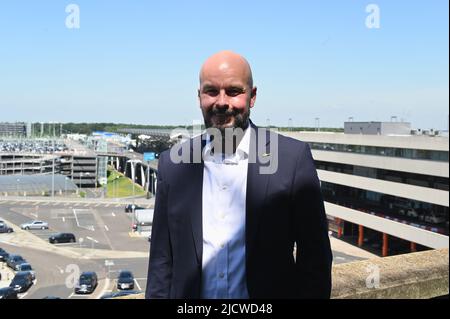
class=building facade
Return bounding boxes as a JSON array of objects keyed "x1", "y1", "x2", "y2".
[{"x1": 282, "y1": 124, "x2": 449, "y2": 256}]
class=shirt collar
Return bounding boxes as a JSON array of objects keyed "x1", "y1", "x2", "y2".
[{"x1": 203, "y1": 126, "x2": 251, "y2": 164}]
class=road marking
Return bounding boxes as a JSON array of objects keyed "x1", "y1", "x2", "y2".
[
  {"x1": 95, "y1": 204, "x2": 101, "y2": 207},
  {"x1": 33, "y1": 202, "x2": 40, "y2": 206},
  {"x1": 62, "y1": 217, "x2": 65, "y2": 222},
  {"x1": 73, "y1": 209, "x2": 80, "y2": 227},
  {"x1": 105, "y1": 204, "x2": 110, "y2": 207},
  {"x1": 73, "y1": 209, "x2": 95, "y2": 231},
  {"x1": 64, "y1": 203, "x2": 70, "y2": 206},
  {"x1": 112, "y1": 212, "x2": 116, "y2": 217},
  {"x1": 84, "y1": 203, "x2": 90, "y2": 207},
  {"x1": 87, "y1": 237, "x2": 98, "y2": 243},
  {"x1": 96, "y1": 278, "x2": 111, "y2": 299},
  {"x1": 18, "y1": 292, "x2": 28, "y2": 299},
  {"x1": 134, "y1": 279, "x2": 142, "y2": 291},
  {"x1": 69, "y1": 293, "x2": 89, "y2": 298},
  {"x1": 104, "y1": 225, "x2": 109, "y2": 231}
]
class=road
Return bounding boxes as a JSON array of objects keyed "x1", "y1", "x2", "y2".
[
  {"x1": 1, "y1": 198, "x2": 365, "y2": 299},
  {"x1": 0, "y1": 199, "x2": 150, "y2": 299}
]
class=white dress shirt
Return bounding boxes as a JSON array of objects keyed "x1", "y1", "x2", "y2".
[{"x1": 201, "y1": 127, "x2": 251, "y2": 299}]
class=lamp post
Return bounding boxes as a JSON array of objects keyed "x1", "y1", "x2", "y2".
[{"x1": 79, "y1": 173, "x2": 82, "y2": 194}]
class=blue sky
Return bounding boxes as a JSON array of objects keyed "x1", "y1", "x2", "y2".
[{"x1": 0, "y1": 0, "x2": 448, "y2": 129}]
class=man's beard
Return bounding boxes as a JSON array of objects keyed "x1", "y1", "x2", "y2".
[{"x1": 203, "y1": 106, "x2": 250, "y2": 135}]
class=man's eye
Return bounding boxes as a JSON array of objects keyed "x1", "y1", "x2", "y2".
[
  {"x1": 204, "y1": 89, "x2": 218, "y2": 96},
  {"x1": 227, "y1": 89, "x2": 243, "y2": 96}
]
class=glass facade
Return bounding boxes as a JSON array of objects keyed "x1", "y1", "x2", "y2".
[
  {"x1": 309, "y1": 142, "x2": 449, "y2": 162},
  {"x1": 320, "y1": 181, "x2": 449, "y2": 235},
  {"x1": 315, "y1": 160, "x2": 449, "y2": 191}
]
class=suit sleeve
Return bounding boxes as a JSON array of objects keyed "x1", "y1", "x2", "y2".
[
  {"x1": 292, "y1": 143, "x2": 333, "y2": 298},
  {"x1": 145, "y1": 151, "x2": 173, "y2": 299}
]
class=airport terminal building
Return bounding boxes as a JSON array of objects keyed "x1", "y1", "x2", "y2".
[{"x1": 283, "y1": 121, "x2": 449, "y2": 256}]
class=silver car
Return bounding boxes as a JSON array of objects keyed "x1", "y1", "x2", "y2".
[{"x1": 20, "y1": 220, "x2": 49, "y2": 230}]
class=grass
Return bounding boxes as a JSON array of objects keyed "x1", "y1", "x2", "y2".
[{"x1": 106, "y1": 168, "x2": 147, "y2": 198}]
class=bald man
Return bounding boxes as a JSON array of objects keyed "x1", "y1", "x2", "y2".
[{"x1": 146, "y1": 51, "x2": 332, "y2": 299}]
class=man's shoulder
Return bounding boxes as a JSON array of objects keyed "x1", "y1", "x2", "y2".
[{"x1": 158, "y1": 136, "x2": 201, "y2": 166}]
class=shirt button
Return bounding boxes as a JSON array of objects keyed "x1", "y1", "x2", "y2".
[
  {"x1": 219, "y1": 273, "x2": 225, "y2": 279},
  {"x1": 221, "y1": 185, "x2": 228, "y2": 191}
]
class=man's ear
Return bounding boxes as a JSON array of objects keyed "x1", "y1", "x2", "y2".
[{"x1": 250, "y1": 87, "x2": 257, "y2": 108}]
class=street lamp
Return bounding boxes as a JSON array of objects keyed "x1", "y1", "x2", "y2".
[
  {"x1": 64, "y1": 176, "x2": 70, "y2": 196},
  {"x1": 16, "y1": 178, "x2": 20, "y2": 197},
  {"x1": 79, "y1": 172, "x2": 90, "y2": 196}
]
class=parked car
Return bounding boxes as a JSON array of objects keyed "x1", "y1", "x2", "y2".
[
  {"x1": 9, "y1": 271, "x2": 34, "y2": 293},
  {"x1": 20, "y1": 220, "x2": 49, "y2": 230},
  {"x1": 125, "y1": 204, "x2": 143, "y2": 213},
  {"x1": 424, "y1": 214, "x2": 446, "y2": 224},
  {"x1": 74, "y1": 272, "x2": 98, "y2": 294},
  {"x1": 49, "y1": 233, "x2": 76, "y2": 244},
  {"x1": 0, "y1": 287, "x2": 18, "y2": 299},
  {"x1": 16, "y1": 263, "x2": 36, "y2": 280},
  {"x1": 0, "y1": 248, "x2": 9, "y2": 262},
  {"x1": 6, "y1": 255, "x2": 27, "y2": 270},
  {"x1": 0, "y1": 224, "x2": 13, "y2": 233},
  {"x1": 117, "y1": 270, "x2": 135, "y2": 290}
]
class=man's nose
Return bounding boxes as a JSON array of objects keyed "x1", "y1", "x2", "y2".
[{"x1": 215, "y1": 90, "x2": 229, "y2": 109}]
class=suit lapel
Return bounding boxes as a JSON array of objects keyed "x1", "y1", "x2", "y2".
[
  {"x1": 246, "y1": 124, "x2": 271, "y2": 260},
  {"x1": 188, "y1": 136, "x2": 206, "y2": 265}
]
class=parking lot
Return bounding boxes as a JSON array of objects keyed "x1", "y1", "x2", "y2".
[{"x1": 0, "y1": 199, "x2": 151, "y2": 299}]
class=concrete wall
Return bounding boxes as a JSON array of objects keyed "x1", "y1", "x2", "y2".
[{"x1": 116, "y1": 249, "x2": 449, "y2": 299}]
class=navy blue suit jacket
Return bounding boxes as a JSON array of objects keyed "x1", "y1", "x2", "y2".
[{"x1": 146, "y1": 123, "x2": 332, "y2": 299}]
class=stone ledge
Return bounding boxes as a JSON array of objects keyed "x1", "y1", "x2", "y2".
[
  {"x1": 331, "y1": 248, "x2": 449, "y2": 299},
  {"x1": 115, "y1": 249, "x2": 449, "y2": 299}
]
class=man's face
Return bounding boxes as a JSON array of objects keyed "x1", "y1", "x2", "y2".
[{"x1": 199, "y1": 61, "x2": 256, "y2": 133}]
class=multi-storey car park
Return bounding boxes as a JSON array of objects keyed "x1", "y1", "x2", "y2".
[
  {"x1": 0, "y1": 139, "x2": 99, "y2": 193},
  {"x1": 282, "y1": 121, "x2": 449, "y2": 256}
]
